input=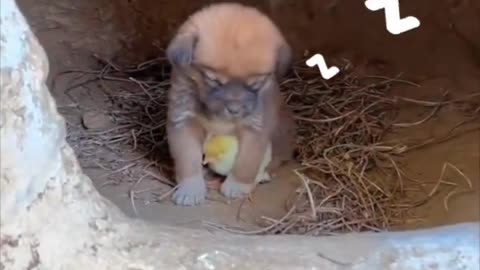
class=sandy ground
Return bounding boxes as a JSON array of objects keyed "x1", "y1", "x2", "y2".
[{"x1": 17, "y1": 0, "x2": 479, "y2": 233}]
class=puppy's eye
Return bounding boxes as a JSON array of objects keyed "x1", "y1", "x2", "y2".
[
  {"x1": 203, "y1": 70, "x2": 223, "y2": 87},
  {"x1": 246, "y1": 74, "x2": 269, "y2": 90}
]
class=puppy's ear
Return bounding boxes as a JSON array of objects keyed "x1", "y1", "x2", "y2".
[
  {"x1": 275, "y1": 43, "x2": 292, "y2": 78},
  {"x1": 166, "y1": 31, "x2": 199, "y2": 67}
]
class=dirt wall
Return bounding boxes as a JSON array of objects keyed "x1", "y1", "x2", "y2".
[
  {"x1": 16, "y1": 0, "x2": 480, "y2": 89},
  {"x1": 113, "y1": 0, "x2": 480, "y2": 82}
]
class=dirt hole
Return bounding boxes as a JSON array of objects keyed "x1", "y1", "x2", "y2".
[{"x1": 17, "y1": 0, "x2": 480, "y2": 235}]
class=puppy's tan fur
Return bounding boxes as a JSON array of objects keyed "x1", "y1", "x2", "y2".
[{"x1": 166, "y1": 3, "x2": 296, "y2": 205}]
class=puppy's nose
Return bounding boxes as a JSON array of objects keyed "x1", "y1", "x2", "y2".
[{"x1": 226, "y1": 103, "x2": 243, "y2": 116}]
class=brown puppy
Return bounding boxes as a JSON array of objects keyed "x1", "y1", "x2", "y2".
[{"x1": 166, "y1": 2, "x2": 296, "y2": 206}]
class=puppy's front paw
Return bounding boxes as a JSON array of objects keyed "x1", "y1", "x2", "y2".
[
  {"x1": 256, "y1": 171, "x2": 271, "y2": 184},
  {"x1": 172, "y1": 175, "x2": 207, "y2": 206},
  {"x1": 220, "y1": 174, "x2": 255, "y2": 199}
]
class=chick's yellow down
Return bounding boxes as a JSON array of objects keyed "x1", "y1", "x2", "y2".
[
  {"x1": 203, "y1": 134, "x2": 239, "y2": 175},
  {"x1": 202, "y1": 134, "x2": 272, "y2": 183}
]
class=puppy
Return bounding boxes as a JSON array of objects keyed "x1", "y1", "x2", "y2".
[{"x1": 166, "y1": 2, "x2": 296, "y2": 206}]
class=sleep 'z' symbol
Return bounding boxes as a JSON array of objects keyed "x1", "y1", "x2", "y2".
[
  {"x1": 305, "y1": 54, "x2": 340, "y2": 80},
  {"x1": 365, "y1": 0, "x2": 421, "y2": 35}
]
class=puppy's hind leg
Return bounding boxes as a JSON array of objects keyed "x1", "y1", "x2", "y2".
[
  {"x1": 168, "y1": 121, "x2": 207, "y2": 206},
  {"x1": 255, "y1": 141, "x2": 273, "y2": 184},
  {"x1": 268, "y1": 106, "x2": 297, "y2": 173}
]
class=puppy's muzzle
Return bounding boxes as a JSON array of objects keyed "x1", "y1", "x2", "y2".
[
  {"x1": 209, "y1": 81, "x2": 257, "y2": 118},
  {"x1": 225, "y1": 101, "x2": 247, "y2": 116}
]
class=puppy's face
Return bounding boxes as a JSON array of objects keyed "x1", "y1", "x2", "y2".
[
  {"x1": 192, "y1": 64, "x2": 272, "y2": 119},
  {"x1": 167, "y1": 3, "x2": 292, "y2": 120}
]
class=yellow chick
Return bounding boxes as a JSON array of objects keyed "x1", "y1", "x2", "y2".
[
  {"x1": 202, "y1": 134, "x2": 272, "y2": 183},
  {"x1": 203, "y1": 134, "x2": 239, "y2": 176}
]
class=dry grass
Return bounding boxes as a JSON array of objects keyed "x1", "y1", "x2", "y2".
[
  {"x1": 61, "y1": 56, "x2": 176, "y2": 205},
  {"x1": 236, "y1": 61, "x2": 479, "y2": 235},
  {"x1": 60, "y1": 56, "x2": 480, "y2": 235}
]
